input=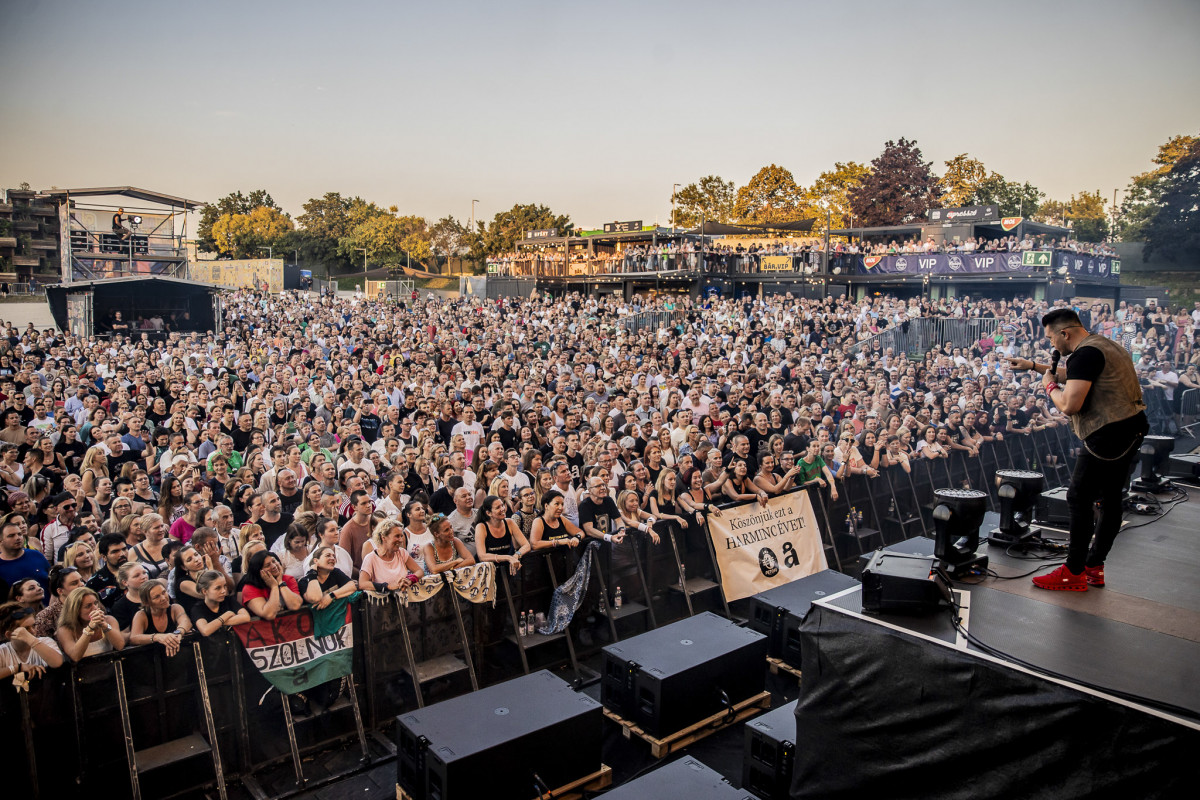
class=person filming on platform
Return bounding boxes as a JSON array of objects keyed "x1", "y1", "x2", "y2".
[
  {"x1": 1010, "y1": 309, "x2": 1148, "y2": 592},
  {"x1": 112, "y1": 208, "x2": 132, "y2": 241}
]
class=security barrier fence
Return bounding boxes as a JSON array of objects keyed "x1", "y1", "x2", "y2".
[
  {"x1": 6, "y1": 426, "x2": 1073, "y2": 799},
  {"x1": 846, "y1": 317, "x2": 1001, "y2": 358}
]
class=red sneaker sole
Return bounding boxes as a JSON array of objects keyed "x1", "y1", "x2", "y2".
[
  {"x1": 1086, "y1": 579, "x2": 1105, "y2": 586},
  {"x1": 1032, "y1": 581, "x2": 1088, "y2": 592}
]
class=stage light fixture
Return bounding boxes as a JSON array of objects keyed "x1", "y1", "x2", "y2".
[
  {"x1": 932, "y1": 488, "x2": 989, "y2": 578},
  {"x1": 1131, "y1": 435, "x2": 1175, "y2": 494},
  {"x1": 989, "y1": 469, "x2": 1044, "y2": 546},
  {"x1": 131, "y1": 215, "x2": 142, "y2": 225}
]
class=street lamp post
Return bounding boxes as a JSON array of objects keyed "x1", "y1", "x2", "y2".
[
  {"x1": 356, "y1": 247, "x2": 367, "y2": 272},
  {"x1": 671, "y1": 183, "x2": 680, "y2": 234},
  {"x1": 259, "y1": 246, "x2": 272, "y2": 262}
]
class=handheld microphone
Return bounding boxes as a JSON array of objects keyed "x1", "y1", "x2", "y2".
[{"x1": 1049, "y1": 349, "x2": 1061, "y2": 379}]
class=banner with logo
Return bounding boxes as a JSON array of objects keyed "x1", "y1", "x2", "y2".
[
  {"x1": 855, "y1": 249, "x2": 1118, "y2": 283},
  {"x1": 233, "y1": 593, "x2": 359, "y2": 695},
  {"x1": 706, "y1": 490, "x2": 827, "y2": 602},
  {"x1": 927, "y1": 205, "x2": 999, "y2": 222},
  {"x1": 760, "y1": 255, "x2": 794, "y2": 272}
]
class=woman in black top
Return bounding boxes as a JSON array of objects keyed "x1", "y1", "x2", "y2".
[
  {"x1": 129, "y1": 579, "x2": 191, "y2": 657},
  {"x1": 190, "y1": 570, "x2": 250, "y2": 636},
  {"x1": 473, "y1": 495, "x2": 530, "y2": 576},
  {"x1": 299, "y1": 545, "x2": 356, "y2": 609},
  {"x1": 110, "y1": 562, "x2": 150, "y2": 632},
  {"x1": 528, "y1": 490, "x2": 584, "y2": 552}
]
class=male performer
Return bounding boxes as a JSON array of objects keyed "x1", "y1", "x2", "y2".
[{"x1": 1010, "y1": 309, "x2": 1148, "y2": 591}]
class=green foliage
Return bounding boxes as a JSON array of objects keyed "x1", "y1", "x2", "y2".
[
  {"x1": 849, "y1": 138, "x2": 942, "y2": 226},
  {"x1": 1116, "y1": 133, "x2": 1199, "y2": 242},
  {"x1": 197, "y1": 189, "x2": 280, "y2": 251},
  {"x1": 672, "y1": 176, "x2": 736, "y2": 228},
  {"x1": 476, "y1": 204, "x2": 572, "y2": 259},
  {"x1": 804, "y1": 162, "x2": 869, "y2": 231},
  {"x1": 733, "y1": 165, "x2": 805, "y2": 225},
  {"x1": 211, "y1": 206, "x2": 293, "y2": 258},
  {"x1": 429, "y1": 216, "x2": 471, "y2": 262},
  {"x1": 939, "y1": 154, "x2": 988, "y2": 208},
  {"x1": 970, "y1": 173, "x2": 1044, "y2": 218},
  {"x1": 1037, "y1": 191, "x2": 1109, "y2": 242},
  {"x1": 1143, "y1": 137, "x2": 1200, "y2": 263}
]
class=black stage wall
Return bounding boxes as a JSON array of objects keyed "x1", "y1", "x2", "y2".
[{"x1": 790, "y1": 602, "x2": 1199, "y2": 800}]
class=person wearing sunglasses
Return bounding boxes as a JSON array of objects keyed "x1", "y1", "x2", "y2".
[{"x1": 38, "y1": 492, "x2": 79, "y2": 559}]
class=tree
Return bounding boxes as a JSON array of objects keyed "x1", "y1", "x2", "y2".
[
  {"x1": 339, "y1": 212, "x2": 433, "y2": 270},
  {"x1": 197, "y1": 189, "x2": 281, "y2": 252},
  {"x1": 1037, "y1": 191, "x2": 1109, "y2": 242},
  {"x1": 211, "y1": 206, "x2": 293, "y2": 258},
  {"x1": 477, "y1": 204, "x2": 572, "y2": 258},
  {"x1": 970, "y1": 173, "x2": 1044, "y2": 218},
  {"x1": 1143, "y1": 137, "x2": 1200, "y2": 263},
  {"x1": 803, "y1": 162, "x2": 869, "y2": 231},
  {"x1": 733, "y1": 165, "x2": 805, "y2": 225},
  {"x1": 939, "y1": 154, "x2": 988, "y2": 208},
  {"x1": 1116, "y1": 133, "x2": 1199, "y2": 242},
  {"x1": 849, "y1": 138, "x2": 942, "y2": 226},
  {"x1": 671, "y1": 176, "x2": 736, "y2": 228},
  {"x1": 429, "y1": 216, "x2": 471, "y2": 263}
]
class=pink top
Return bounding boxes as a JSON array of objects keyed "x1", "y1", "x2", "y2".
[{"x1": 360, "y1": 548, "x2": 410, "y2": 587}]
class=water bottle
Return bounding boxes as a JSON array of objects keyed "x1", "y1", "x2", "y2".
[
  {"x1": 519, "y1": 611, "x2": 527, "y2": 637},
  {"x1": 614, "y1": 586, "x2": 623, "y2": 610},
  {"x1": 527, "y1": 609, "x2": 534, "y2": 630}
]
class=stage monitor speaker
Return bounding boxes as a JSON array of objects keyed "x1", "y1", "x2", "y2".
[
  {"x1": 601, "y1": 612, "x2": 767, "y2": 738},
  {"x1": 747, "y1": 570, "x2": 858, "y2": 668},
  {"x1": 1168, "y1": 453, "x2": 1200, "y2": 483},
  {"x1": 396, "y1": 670, "x2": 602, "y2": 800},
  {"x1": 742, "y1": 699, "x2": 799, "y2": 800},
  {"x1": 1035, "y1": 486, "x2": 1071, "y2": 527},
  {"x1": 602, "y1": 756, "x2": 755, "y2": 800},
  {"x1": 860, "y1": 552, "x2": 948, "y2": 615}
]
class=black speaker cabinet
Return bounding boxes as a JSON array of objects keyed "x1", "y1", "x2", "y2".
[
  {"x1": 396, "y1": 670, "x2": 602, "y2": 800},
  {"x1": 748, "y1": 570, "x2": 859, "y2": 667},
  {"x1": 601, "y1": 611, "x2": 767, "y2": 738},
  {"x1": 742, "y1": 699, "x2": 799, "y2": 800},
  {"x1": 1035, "y1": 486, "x2": 1071, "y2": 526},
  {"x1": 601, "y1": 756, "x2": 755, "y2": 799}
]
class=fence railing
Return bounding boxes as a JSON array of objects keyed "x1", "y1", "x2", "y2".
[
  {"x1": 2, "y1": 282, "x2": 46, "y2": 295},
  {"x1": 6, "y1": 423, "x2": 1074, "y2": 799},
  {"x1": 616, "y1": 309, "x2": 685, "y2": 335},
  {"x1": 846, "y1": 317, "x2": 1001, "y2": 358}
]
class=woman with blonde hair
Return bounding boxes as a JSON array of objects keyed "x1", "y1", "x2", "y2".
[
  {"x1": 489, "y1": 474, "x2": 515, "y2": 515},
  {"x1": 63, "y1": 541, "x2": 98, "y2": 582},
  {"x1": 80, "y1": 445, "x2": 110, "y2": 496},
  {"x1": 358, "y1": 518, "x2": 422, "y2": 592},
  {"x1": 56, "y1": 586, "x2": 124, "y2": 661}
]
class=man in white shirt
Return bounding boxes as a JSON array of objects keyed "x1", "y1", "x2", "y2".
[
  {"x1": 501, "y1": 449, "x2": 531, "y2": 492},
  {"x1": 450, "y1": 407, "x2": 485, "y2": 462}
]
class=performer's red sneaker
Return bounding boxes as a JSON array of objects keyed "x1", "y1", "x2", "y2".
[
  {"x1": 1031, "y1": 565, "x2": 1088, "y2": 592},
  {"x1": 1084, "y1": 565, "x2": 1105, "y2": 586}
]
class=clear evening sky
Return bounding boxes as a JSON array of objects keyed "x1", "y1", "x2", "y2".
[{"x1": 2, "y1": 0, "x2": 1197, "y2": 228}]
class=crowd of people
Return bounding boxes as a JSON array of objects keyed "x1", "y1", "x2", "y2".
[
  {"x1": 1, "y1": 283, "x2": 1197, "y2": 689},
  {"x1": 486, "y1": 234, "x2": 1116, "y2": 279}
]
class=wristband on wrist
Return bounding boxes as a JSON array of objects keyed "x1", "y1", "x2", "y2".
[
  {"x1": 1046, "y1": 382, "x2": 1059, "y2": 393},
  {"x1": 603, "y1": 533, "x2": 612, "y2": 543}
]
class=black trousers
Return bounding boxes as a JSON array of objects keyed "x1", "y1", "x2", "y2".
[{"x1": 1065, "y1": 413, "x2": 1148, "y2": 573}]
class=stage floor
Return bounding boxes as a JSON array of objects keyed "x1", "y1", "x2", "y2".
[{"x1": 225, "y1": 487, "x2": 1200, "y2": 799}]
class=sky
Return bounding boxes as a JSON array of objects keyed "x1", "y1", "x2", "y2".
[{"x1": 2, "y1": 0, "x2": 1198, "y2": 229}]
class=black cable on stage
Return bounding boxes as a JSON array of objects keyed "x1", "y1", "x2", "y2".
[{"x1": 945, "y1": 597, "x2": 1198, "y2": 722}]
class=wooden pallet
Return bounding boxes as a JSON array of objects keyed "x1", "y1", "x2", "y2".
[
  {"x1": 767, "y1": 656, "x2": 802, "y2": 682},
  {"x1": 603, "y1": 691, "x2": 771, "y2": 759},
  {"x1": 396, "y1": 764, "x2": 611, "y2": 800}
]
